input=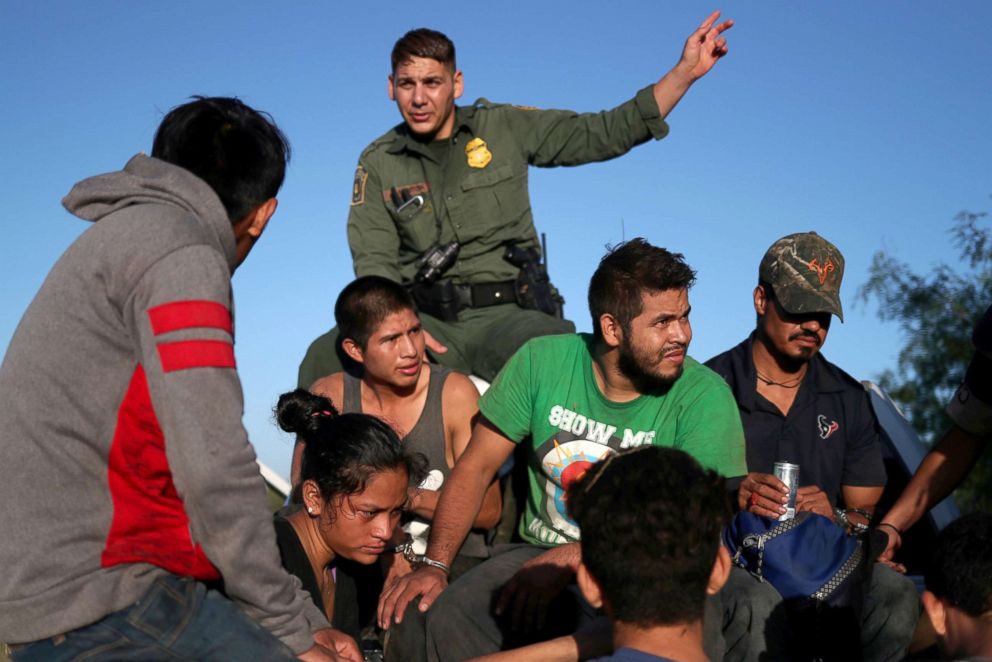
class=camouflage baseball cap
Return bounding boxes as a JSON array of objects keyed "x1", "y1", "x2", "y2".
[{"x1": 759, "y1": 232, "x2": 845, "y2": 321}]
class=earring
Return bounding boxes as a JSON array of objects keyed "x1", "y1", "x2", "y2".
[{"x1": 307, "y1": 506, "x2": 314, "y2": 514}]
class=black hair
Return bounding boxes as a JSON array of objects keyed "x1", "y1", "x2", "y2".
[
  {"x1": 391, "y1": 28, "x2": 456, "y2": 73},
  {"x1": 275, "y1": 389, "x2": 426, "y2": 512},
  {"x1": 152, "y1": 96, "x2": 290, "y2": 223},
  {"x1": 925, "y1": 512, "x2": 992, "y2": 617},
  {"x1": 568, "y1": 446, "x2": 729, "y2": 627},
  {"x1": 335, "y1": 276, "x2": 418, "y2": 349},
  {"x1": 587, "y1": 238, "x2": 697, "y2": 340}
]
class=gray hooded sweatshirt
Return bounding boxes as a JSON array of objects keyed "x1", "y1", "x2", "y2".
[{"x1": 0, "y1": 155, "x2": 327, "y2": 652}]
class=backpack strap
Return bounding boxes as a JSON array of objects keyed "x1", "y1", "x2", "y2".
[{"x1": 811, "y1": 541, "x2": 864, "y2": 600}]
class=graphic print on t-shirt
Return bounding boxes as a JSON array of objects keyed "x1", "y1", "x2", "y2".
[{"x1": 529, "y1": 404, "x2": 658, "y2": 543}]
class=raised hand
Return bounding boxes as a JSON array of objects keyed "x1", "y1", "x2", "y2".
[{"x1": 676, "y1": 10, "x2": 733, "y2": 81}]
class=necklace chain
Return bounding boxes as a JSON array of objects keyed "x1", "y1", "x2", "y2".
[{"x1": 756, "y1": 368, "x2": 806, "y2": 389}]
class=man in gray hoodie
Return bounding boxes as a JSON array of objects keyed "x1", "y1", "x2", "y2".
[{"x1": 0, "y1": 98, "x2": 355, "y2": 661}]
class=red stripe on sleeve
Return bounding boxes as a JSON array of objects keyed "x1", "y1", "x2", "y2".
[
  {"x1": 157, "y1": 340, "x2": 236, "y2": 372},
  {"x1": 148, "y1": 301, "x2": 233, "y2": 336}
]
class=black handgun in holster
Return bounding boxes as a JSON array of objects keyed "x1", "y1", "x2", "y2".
[
  {"x1": 504, "y1": 245, "x2": 565, "y2": 318},
  {"x1": 410, "y1": 278, "x2": 468, "y2": 322}
]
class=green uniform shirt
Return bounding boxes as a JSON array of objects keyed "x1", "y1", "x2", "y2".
[
  {"x1": 479, "y1": 334, "x2": 747, "y2": 546},
  {"x1": 347, "y1": 85, "x2": 669, "y2": 285}
]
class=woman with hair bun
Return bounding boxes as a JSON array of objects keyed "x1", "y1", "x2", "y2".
[{"x1": 272, "y1": 388, "x2": 425, "y2": 649}]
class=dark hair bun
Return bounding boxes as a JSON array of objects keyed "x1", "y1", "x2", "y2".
[{"x1": 275, "y1": 389, "x2": 339, "y2": 436}]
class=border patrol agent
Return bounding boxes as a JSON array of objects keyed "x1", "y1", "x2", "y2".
[{"x1": 299, "y1": 13, "x2": 733, "y2": 388}]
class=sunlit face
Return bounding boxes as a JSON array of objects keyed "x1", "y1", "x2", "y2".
[
  {"x1": 388, "y1": 56, "x2": 463, "y2": 139},
  {"x1": 355, "y1": 308, "x2": 425, "y2": 389},
  {"x1": 755, "y1": 287, "x2": 831, "y2": 366},
  {"x1": 312, "y1": 468, "x2": 408, "y2": 565},
  {"x1": 617, "y1": 288, "x2": 692, "y2": 390}
]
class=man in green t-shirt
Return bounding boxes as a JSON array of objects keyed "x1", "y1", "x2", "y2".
[{"x1": 377, "y1": 238, "x2": 746, "y2": 661}]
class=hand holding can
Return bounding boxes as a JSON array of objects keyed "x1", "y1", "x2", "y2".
[{"x1": 773, "y1": 462, "x2": 799, "y2": 521}]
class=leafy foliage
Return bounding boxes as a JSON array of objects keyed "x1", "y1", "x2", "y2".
[{"x1": 860, "y1": 209, "x2": 991, "y2": 511}]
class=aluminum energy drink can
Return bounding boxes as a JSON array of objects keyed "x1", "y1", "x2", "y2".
[{"x1": 773, "y1": 461, "x2": 799, "y2": 521}]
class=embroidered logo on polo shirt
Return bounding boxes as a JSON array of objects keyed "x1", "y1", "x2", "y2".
[{"x1": 817, "y1": 414, "x2": 840, "y2": 440}]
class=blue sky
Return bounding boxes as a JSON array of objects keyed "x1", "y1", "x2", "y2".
[{"x1": 2, "y1": 2, "x2": 990, "y2": 479}]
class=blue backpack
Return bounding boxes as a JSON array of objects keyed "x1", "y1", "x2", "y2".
[
  {"x1": 722, "y1": 511, "x2": 866, "y2": 605},
  {"x1": 723, "y1": 511, "x2": 879, "y2": 660}
]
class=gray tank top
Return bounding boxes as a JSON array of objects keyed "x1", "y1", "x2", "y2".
[{"x1": 342, "y1": 364, "x2": 489, "y2": 558}]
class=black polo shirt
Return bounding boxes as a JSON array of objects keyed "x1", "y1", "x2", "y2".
[{"x1": 705, "y1": 334, "x2": 886, "y2": 506}]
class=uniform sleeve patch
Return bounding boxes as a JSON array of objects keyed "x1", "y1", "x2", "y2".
[{"x1": 351, "y1": 165, "x2": 368, "y2": 206}]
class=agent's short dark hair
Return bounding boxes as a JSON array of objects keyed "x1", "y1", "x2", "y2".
[
  {"x1": 568, "y1": 446, "x2": 729, "y2": 627},
  {"x1": 925, "y1": 513, "x2": 992, "y2": 617},
  {"x1": 335, "y1": 276, "x2": 418, "y2": 349},
  {"x1": 587, "y1": 238, "x2": 697, "y2": 340},
  {"x1": 276, "y1": 389, "x2": 426, "y2": 515},
  {"x1": 152, "y1": 96, "x2": 290, "y2": 223},
  {"x1": 391, "y1": 28, "x2": 456, "y2": 73}
]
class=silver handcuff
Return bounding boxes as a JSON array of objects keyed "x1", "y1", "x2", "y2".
[
  {"x1": 833, "y1": 507, "x2": 872, "y2": 535},
  {"x1": 392, "y1": 539, "x2": 451, "y2": 575}
]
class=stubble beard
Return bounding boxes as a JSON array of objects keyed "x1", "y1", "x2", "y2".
[
  {"x1": 617, "y1": 336, "x2": 684, "y2": 395},
  {"x1": 785, "y1": 330, "x2": 822, "y2": 365}
]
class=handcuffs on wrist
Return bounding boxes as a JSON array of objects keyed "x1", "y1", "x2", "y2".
[
  {"x1": 833, "y1": 507, "x2": 872, "y2": 535},
  {"x1": 393, "y1": 540, "x2": 451, "y2": 575}
]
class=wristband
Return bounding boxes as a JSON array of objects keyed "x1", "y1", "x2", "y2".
[{"x1": 877, "y1": 522, "x2": 903, "y2": 536}]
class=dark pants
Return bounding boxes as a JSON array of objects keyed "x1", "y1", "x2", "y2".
[
  {"x1": 297, "y1": 304, "x2": 574, "y2": 388},
  {"x1": 383, "y1": 554, "x2": 487, "y2": 662},
  {"x1": 423, "y1": 544, "x2": 597, "y2": 662},
  {"x1": 713, "y1": 564, "x2": 919, "y2": 661},
  {"x1": 388, "y1": 546, "x2": 718, "y2": 662},
  {"x1": 11, "y1": 574, "x2": 296, "y2": 661}
]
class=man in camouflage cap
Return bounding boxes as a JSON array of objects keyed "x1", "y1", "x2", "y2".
[
  {"x1": 704, "y1": 232, "x2": 918, "y2": 661},
  {"x1": 758, "y1": 231, "x2": 845, "y2": 321}
]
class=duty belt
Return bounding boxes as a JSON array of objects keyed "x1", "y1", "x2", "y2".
[
  {"x1": 410, "y1": 279, "x2": 518, "y2": 322},
  {"x1": 462, "y1": 281, "x2": 518, "y2": 308}
]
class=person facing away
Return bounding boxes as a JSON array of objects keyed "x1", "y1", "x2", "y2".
[
  {"x1": 0, "y1": 97, "x2": 351, "y2": 661},
  {"x1": 705, "y1": 231, "x2": 918, "y2": 661},
  {"x1": 273, "y1": 389, "x2": 427, "y2": 650},
  {"x1": 297, "y1": 11, "x2": 734, "y2": 388},
  {"x1": 574, "y1": 446, "x2": 734, "y2": 662},
  {"x1": 921, "y1": 512, "x2": 992, "y2": 661},
  {"x1": 377, "y1": 238, "x2": 746, "y2": 661},
  {"x1": 469, "y1": 445, "x2": 735, "y2": 662}
]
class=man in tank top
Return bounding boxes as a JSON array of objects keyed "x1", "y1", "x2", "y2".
[{"x1": 299, "y1": 275, "x2": 502, "y2": 661}]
